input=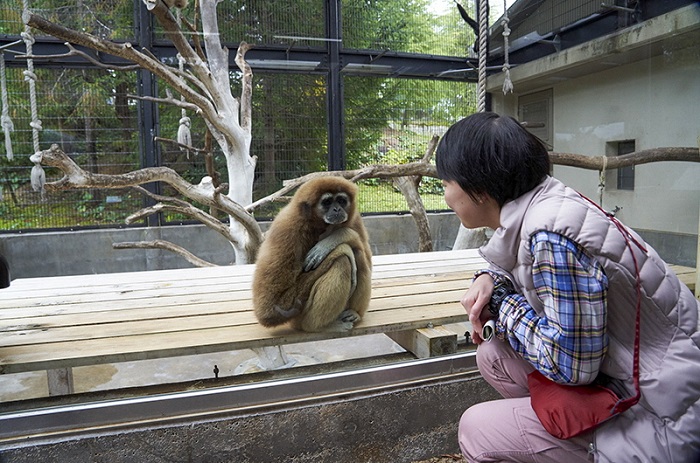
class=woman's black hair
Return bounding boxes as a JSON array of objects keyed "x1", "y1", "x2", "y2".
[{"x1": 436, "y1": 112, "x2": 551, "y2": 206}]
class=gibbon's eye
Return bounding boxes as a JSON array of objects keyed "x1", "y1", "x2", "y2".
[
  {"x1": 335, "y1": 194, "x2": 348, "y2": 208},
  {"x1": 320, "y1": 194, "x2": 334, "y2": 209}
]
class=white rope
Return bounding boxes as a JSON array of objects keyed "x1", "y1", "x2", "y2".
[
  {"x1": 501, "y1": 0, "x2": 513, "y2": 94},
  {"x1": 22, "y1": 0, "x2": 45, "y2": 198},
  {"x1": 0, "y1": 52, "x2": 14, "y2": 160},
  {"x1": 476, "y1": 0, "x2": 488, "y2": 112},
  {"x1": 175, "y1": 9, "x2": 192, "y2": 158},
  {"x1": 598, "y1": 155, "x2": 608, "y2": 206}
]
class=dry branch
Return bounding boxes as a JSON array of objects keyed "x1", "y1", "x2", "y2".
[
  {"x1": 392, "y1": 135, "x2": 441, "y2": 252},
  {"x1": 30, "y1": 145, "x2": 263, "y2": 253},
  {"x1": 248, "y1": 147, "x2": 700, "y2": 211},
  {"x1": 113, "y1": 240, "x2": 218, "y2": 268},
  {"x1": 549, "y1": 147, "x2": 699, "y2": 170}
]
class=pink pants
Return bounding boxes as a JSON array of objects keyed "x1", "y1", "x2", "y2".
[{"x1": 458, "y1": 338, "x2": 594, "y2": 463}]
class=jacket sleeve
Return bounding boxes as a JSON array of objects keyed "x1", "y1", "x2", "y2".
[{"x1": 498, "y1": 231, "x2": 609, "y2": 385}]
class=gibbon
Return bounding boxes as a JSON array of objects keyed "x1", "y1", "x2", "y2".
[{"x1": 252, "y1": 176, "x2": 372, "y2": 332}]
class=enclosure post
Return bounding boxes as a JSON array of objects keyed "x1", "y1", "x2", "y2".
[
  {"x1": 326, "y1": 0, "x2": 345, "y2": 170},
  {"x1": 135, "y1": 0, "x2": 162, "y2": 226}
]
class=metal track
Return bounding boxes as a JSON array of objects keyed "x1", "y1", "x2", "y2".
[{"x1": 0, "y1": 351, "x2": 478, "y2": 447}]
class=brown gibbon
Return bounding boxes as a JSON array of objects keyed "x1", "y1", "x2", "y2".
[{"x1": 252, "y1": 176, "x2": 372, "y2": 332}]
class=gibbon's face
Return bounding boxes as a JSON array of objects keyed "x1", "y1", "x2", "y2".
[{"x1": 317, "y1": 192, "x2": 351, "y2": 225}]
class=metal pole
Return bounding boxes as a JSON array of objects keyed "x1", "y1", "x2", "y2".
[
  {"x1": 136, "y1": 0, "x2": 162, "y2": 226},
  {"x1": 326, "y1": 0, "x2": 345, "y2": 171}
]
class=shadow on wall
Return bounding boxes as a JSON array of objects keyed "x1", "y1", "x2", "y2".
[{"x1": 0, "y1": 254, "x2": 9, "y2": 288}]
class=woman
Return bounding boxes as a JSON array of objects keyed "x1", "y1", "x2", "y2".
[{"x1": 436, "y1": 112, "x2": 700, "y2": 462}]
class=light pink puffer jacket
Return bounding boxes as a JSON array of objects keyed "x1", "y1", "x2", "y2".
[{"x1": 480, "y1": 176, "x2": 700, "y2": 462}]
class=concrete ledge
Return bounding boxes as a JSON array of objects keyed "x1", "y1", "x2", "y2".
[{"x1": 0, "y1": 213, "x2": 461, "y2": 279}]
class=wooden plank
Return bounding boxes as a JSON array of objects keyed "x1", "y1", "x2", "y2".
[
  {"x1": 0, "y1": 273, "x2": 470, "y2": 325},
  {"x1": 1, "y1": 249, "x2": 483, "y2": 291},
  {"x1": 669, "y1": 264, "x2": 696, "y2": 293},
  {"x1": 47, "y1": 368, "x2": 74, "y2": 396},
  {"x1": 1, "y1": 248, "x2": 694, "y2": 379},
  {"x1": 1, "y1": 288, "x2": 467, "y2": 347},
  {"x1": 0, "y1": 301, "x2": 467, "y2": 374},
  {"x1": 0, "y1": 252, "x2": 484, "y2": 308},
  {"x1": 386, "y1": 326, "x2": 458, "y2": 358}
]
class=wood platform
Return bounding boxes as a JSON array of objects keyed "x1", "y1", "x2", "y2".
[
  {"x1": 0, "y1": 249, "x2": 695, "y2": 396},
  {"x1": 0, "y1": 249, "x2": 487, "y2": 394}
]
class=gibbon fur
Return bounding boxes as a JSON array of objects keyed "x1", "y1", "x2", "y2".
[{"x1": 252, "y1": 176, "x2": 372, "y2": 333}]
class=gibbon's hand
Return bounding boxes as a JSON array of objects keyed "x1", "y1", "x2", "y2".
[
  {"x1": 461, "y1": 273, "x2": 494, "y2": 345},
  {"x1": 304, "y1": 239, "x2": 336, "y2": 271},
  {"x1": 303, "y1": 228, "x2": 360, "y2": 271}
]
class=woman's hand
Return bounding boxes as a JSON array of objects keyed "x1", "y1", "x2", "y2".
[{"x1": 462, "y1": 273, "x2": 495, "y2": 344}]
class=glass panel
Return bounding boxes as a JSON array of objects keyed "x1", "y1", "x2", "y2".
[
  {"x1": 345, "y1": 76, "x2": 476, "y2": 213},
  {"x1": 0, "y1": 0, "x2": 135, "y2": 40},
  {"x1": 0, "y1": 67, "x2": 141, "y2": 230}
]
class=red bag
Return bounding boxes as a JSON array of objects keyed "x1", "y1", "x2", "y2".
[
  {"x1": 529, "y1": 196, "x2": 643, "y2": 440},
  {"x1": 527, "y1": 370, "x2": 634, "y2": 439}
]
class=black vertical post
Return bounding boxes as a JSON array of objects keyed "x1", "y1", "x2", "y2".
[
  {"x1": 136, "y1": 0, "x2": 162, "y2": 226},
  {"x1": 326, "y1": 0, "x2": 345, "y2": 171}
]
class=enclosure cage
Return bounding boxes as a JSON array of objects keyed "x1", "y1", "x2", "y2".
[{"x1": 0, "y1": 0, "x2": 487, "y2": 231}]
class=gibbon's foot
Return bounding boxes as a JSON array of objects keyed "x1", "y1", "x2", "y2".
[
  {"x1": 323, "y1": 320, "x2": 355, "y2": 332},
  {"x1": 274, "y1": 305, "x2": 300, "y2": 319},
  {"x1": 339, "y1": 309, "x2": 361, "y2": 323}
]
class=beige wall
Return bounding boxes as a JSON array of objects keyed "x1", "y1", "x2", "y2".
[{"x1": 489, "y1": 11, "x2": 699, "y2": 237}]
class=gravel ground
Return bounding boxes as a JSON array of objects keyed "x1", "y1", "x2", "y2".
[{"x1": 414, "y1": 455, "x2": 466, "y2": 463}]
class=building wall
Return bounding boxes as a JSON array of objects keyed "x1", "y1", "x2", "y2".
[
  {"x1": 549, "y1": 51, "x2": 700, "y2": 235},
  {"x1": 489, "y1": 8, "x2": 699, "y2": 264}
]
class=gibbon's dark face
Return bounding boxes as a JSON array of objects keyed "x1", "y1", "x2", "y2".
[{"x1": 317, "y1": 192, "x2": 350, "y2": 225}]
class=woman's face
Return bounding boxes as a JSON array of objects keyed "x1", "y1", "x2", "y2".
[{"x1": 442, "y1": 180, "x2": 501, "y2": 230}]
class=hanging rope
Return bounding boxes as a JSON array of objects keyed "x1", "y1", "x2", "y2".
[
  {"x1": 0, "y1": 52, "x2": 14, "y2": 161},
  {"x1": 175, "y1": 9, "x2": 192, "y2": 158},
  {"x1": 21, "y1": 0, "x2": 45, "y2": 198},
  {"x1": 598, "y1": 155, "x2": 608, "y2": 206},
  {"x1": 476, "y1": 0, "x2": 488, "y2": 112},
  {"x1": 176, "y1": 51, "x2": 191, "y2": 159},
  {"x1": 501, "y1": 0, "x2": 513, "y2": 94}
]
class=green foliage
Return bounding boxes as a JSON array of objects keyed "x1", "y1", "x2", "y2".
[{"x1": 357, "y1": 181, "x2": 446, "y2": 214}]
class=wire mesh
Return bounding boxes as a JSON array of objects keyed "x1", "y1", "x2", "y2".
[
  {"x1": 345, "y1": 77, "x2": 476, "y2": 214},
  {"x1": 0, "y1": 0, "x2": 481, "y2": 231},
  {"x1": 0, "y1": 66, "x2": 141, "y2": 230},
  {"x1": 342, "y1": 0, "x2": 474, "y2": 57},
  {"x1": 0, "y1": 0, "x2": 134, "y2": 40}
]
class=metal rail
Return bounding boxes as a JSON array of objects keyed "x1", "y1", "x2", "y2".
[{"x1": 0, "y1": 351, "x2": 478, "y2": 447}]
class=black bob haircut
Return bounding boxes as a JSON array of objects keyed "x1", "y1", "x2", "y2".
[{"x1": 436, "y1": 112, "x2": 551, "y2": 207}]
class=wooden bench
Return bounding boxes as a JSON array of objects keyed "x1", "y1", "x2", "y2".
[
  {"x1": 0, "y1": 249, "x2": 490, "y2": 396},
  {"x1": 0, "y1": 249, "x2": 695, "y2": 397}
]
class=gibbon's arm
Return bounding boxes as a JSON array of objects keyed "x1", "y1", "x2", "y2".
[{"x1": 303, "y1": 227, "x2": 361, "y2": 271}]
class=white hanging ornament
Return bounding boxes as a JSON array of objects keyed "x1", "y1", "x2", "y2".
[
  {"x1": 177, "y1": 116, "x2": 192, "y2": 158},
  {"x1": 0, "y1": 52, "x2": 15, "y2": 161},
  {"x1": 30, "y1": 162, "x2": 45, "y2": 194},
  {"x1": 501, "y1": 4, "x2": 514, "y2": 95}
]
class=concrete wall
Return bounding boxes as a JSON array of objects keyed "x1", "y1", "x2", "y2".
[
  {"x1": 0, "y1": 213, "x2": 461, "y2": 279},
  {"x1": 548, "y1": 51, "x2": 700, "y2": 236}
]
